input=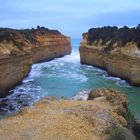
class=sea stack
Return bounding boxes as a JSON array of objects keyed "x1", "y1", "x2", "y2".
[
  {"x1": 0, "y1": 27, "x2": 72, "y2": 97},
  {"x1": 79, "y1": 25, "x2": 140, "y2": 86}
]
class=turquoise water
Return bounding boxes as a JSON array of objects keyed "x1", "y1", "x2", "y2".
[{"x1": 0, "y1": 38, "x2": 140, "y2": 120}]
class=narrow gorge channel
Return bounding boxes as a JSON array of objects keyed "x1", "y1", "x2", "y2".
[{"x1": 0, "y1": 38, "x2": 140, "y2": 121}]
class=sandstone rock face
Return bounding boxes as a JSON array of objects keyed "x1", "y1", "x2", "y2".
[
  {"x1": 79, "y1": 27, "x2": 140, "y2": 86},
  {"x1": 0, "y1": 89, "x2": 136, "y2": 140},
  {"x1": 0, "y1": 55, "x2": 32, "y2": 97},
  {"x1": 0, "y1": 28, "x2": 72, "y2": 97},
  {"x1": 32, "y1": 35, "x2": 71, "y2": 63}
]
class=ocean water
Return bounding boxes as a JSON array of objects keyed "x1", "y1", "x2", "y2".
[{"x1": 0, "y1": 38, "x2": 140, "y2": 120}]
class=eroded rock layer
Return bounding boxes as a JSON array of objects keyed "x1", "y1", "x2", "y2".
[
  {"x1": 79, "y1": 25, "x2": 140, "y2": 86},
  {"x1": 0, "y1": 27, "x2": 72, "y2": 97},
  {"x1": 0, "y1": 89, "x2": 136, "y2": 140}
]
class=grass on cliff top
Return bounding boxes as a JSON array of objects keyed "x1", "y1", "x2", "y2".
[
  {"x1": 108, "y1": 127, "x2": 126, "y2": 140},
  {"x1": 87, "y1": 24, "x2": 140, "y2": 49},
  {"x1": 124, "y1": 109, "x2": 135, "y2": 128}
]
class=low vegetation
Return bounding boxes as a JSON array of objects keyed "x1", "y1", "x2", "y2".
[
  {"x1": 108, "y1": 127, "x2": 126, "y2": 140},
  {"x1": 124, "y1": 109, "x2": 135, "y2": 128},
  {"x1": 87, "y1": 24, "x2": 140, "y2": 48},
  {"x1": 0, "y1": 26, "x2": 60, "y2": 45}
]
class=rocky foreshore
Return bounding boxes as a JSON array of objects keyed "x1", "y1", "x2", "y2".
[
  {"x1": 0, "y1": 27, "x2": 72, "y2": 97},
  {"x1": 0, "y1": 88, "x2": 138, "y2": 140},
  {"x1": 79, "y1": 25, "x2": 140, "y2": 86}
]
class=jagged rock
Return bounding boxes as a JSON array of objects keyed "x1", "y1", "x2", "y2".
[{"x1": 88, "y1": 88, "x2": 127, "y2": 115}]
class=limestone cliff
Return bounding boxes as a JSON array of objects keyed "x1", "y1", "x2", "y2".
[
  {"x1": 79, "y1": 25, "x2": 140, "y2": 86},
  {"x1": 0, "y1": 89, "x2": 137, "y2": 140},
  {"x1": 0, "y1": 27, "x2": 72, "y2": 97}
]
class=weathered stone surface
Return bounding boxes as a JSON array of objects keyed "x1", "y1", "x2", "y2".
[
  {"x1": 32, "y1": 38, "x2": 71, "y2": 63},
  {"x1": 0, "y1": 28, "x2": 72, "y2": 97},
  {"x1": 0, "y1": 55, "x2": 32, "y2": 97},
  {"x1": 79, "y1": 32, "x2": 140, "y2": 86},
  {"x1": 0, "y1": 89, "x2": 136, "y2": 140}
]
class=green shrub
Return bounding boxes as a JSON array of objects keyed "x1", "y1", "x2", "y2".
[
  {"x1": 108, "y1": 127, "x2": 126, "y2": 140},
  {"x1": 87, "y1": 24, "x2": 140, "y2": 49},
  {"x1": 124, "y1": 109, "x2": 135, "y2": 128}
]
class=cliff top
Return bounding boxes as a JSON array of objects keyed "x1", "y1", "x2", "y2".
[
  {"x1": 0, "y1": 26, "x2": 69, "y2": 58},
  {"x1": 0, "y1": 89, "x2": 136, "y2": 140},
  {"x1": 85, "y1": 24, "x2": 140, "y2": 49},
  {"x1": 0, "y1": 26, "x2": 62, "y2": 43}
]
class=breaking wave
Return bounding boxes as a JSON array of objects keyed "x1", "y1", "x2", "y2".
[{"x1": 0, "y1": 39, "x2": 140, "y2": 120}]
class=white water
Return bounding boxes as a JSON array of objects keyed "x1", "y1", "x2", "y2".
[{"x1": 0, "y1": 39, "x2": 140, "y2": 120}]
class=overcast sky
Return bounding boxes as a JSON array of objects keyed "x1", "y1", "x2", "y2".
[{"x1": 0, "y1": 0, "x2": 140, "y2": 38}]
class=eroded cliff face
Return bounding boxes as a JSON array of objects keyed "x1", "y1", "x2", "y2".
[
  {"x1": 32, "y1": 33, "x2": 71, "y2": 63},
  {"x1": 0, "y1": 27, "x2": 72, "y2": 97},
  {"x1": 80, "y1": 26, "x2": 140, "y2": 86},
  {"x1": 0, "y1": 89, "x2": 136, "y2": 140},
  {"x1": 0, "y1": 55, "x2": 32, "y2": 96}
]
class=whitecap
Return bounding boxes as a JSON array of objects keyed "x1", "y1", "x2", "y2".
[
  {"x1": 23, "y1": 79, "x2": 34, "y2": 83},
  {"x1": 57, "y1": 52, "x2": 80, "y2": 64},
  {"x1": 103, "y1": 74, "x2": 121, "y2": 81},
  {"x1": 103, "y1": 73, "x2": 131, "y2": 87},
  {"x1": 116, "y1": 80, "x2": 131, "y2": 87},
  {"x1": 71, "y1": 90, "x2": 90, "y2": 101}
]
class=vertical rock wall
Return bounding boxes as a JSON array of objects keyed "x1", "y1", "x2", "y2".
[
  {"x1": 0, "y1": 28, "x2": 72, "y2": 97},
  {"x1": 79, "y1": 27, "x2": 140, "y2": 86}
]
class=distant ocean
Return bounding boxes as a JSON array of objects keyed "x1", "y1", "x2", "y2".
[{"x1": 0, "y1": 38, "x2": 140, "y2": 120}]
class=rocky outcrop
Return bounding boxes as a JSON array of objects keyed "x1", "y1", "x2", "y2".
[
  {"x1": 79, "y1": 25, "x2": 140, "y2": 86},
  {"x1": 0, "y1": 89, "x2": 136, "y2": 140},
  {"x1": 0, "y1": 27, "x2": 72, "y2": 97}
]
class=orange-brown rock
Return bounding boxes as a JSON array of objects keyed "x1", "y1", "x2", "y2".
[
  {"x1": 0, "y1": 88, "x2": 136, "y2": 140},
  {"x1": 0, "y1": 54, "x2": 32, "y2": 97},
  {"x1": 79, "y1": 27, "x2": 140, "y2": 86},
  {"x1": 0, "y1": 27, "x2": 72, "y2": 97},
  {"x1": 32, "y1": 34, "x2": 71, "y2": 63}
]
